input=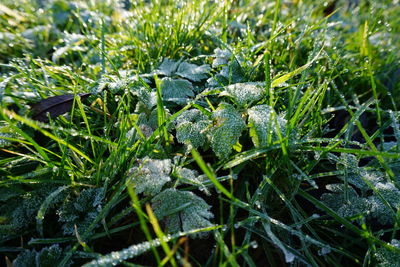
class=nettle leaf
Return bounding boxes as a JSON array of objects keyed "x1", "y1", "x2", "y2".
[
  {"x1": 128, "y1": 157, "x2": 172, "y2": 196},
  {"x1": 155, "y1": 58, "x2": 181, "y2": 76},
  {"x1": 57, "y1": 188, "x2": 104, "y2": 236},
  {"x1": 175, "y1": 167, "x2": 209, "y2": 194},
  {"x1": 221, "y1": 82, "x2": 264, "y2": 106},
  {"x1": 375, "y1": 239, "x2": 400, "y2": 267},
  {"x1": 176, "y1": 62, "x2": 211, "y2": 82},
  {"x1": 152, "y1": 188, "x2": 213, "y2": 237},
  {"x1": 13, "y1": 244, "x2": 72, "y2": 267},
  {"x1": 336, "y1": 154, "x2": 386, "y2": 193},
  {"x1": 160, "y1": 77, "x2": 194, "y2": 100},
  {"x1": 320, "y1": 184, "x2": 371, "y2": 218},
  {"x1": 368, "y1": 182, "x2": 400, "y2": 225},
  {"x1": 174, "y1": 109, "x2": 210, "y2": 149},
  {"x1": 207, "y1": 103, "x2": 246, "y2": 159},
  {"x1": 247, "y1": 105, "x2": 286, "y2": 147}
]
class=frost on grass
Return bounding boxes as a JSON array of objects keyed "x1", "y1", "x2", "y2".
[
  {"x1": 152, "y1": 188, "x2": 213, "y2": 237},
  {"x1": 174, "y1": 109, "x2": 210, "y2": 149},
  {"x1": 155, "y1": 58, "x2": 181, "y2": 76},
  {"x1": 375, "y1": 239, "x2": 400, "y2": 267},
  {"x1": 128, "y1": 157, "x2": 172, "y2": 196},
  {"x1": 13, "y1": 244, "x2": 72, "y2": 267},
  {"x1": 207, "y1": 103, "x2": 246, "y2": 160},
  {"x1": 221, "y1": 82, "x2": 265, "y2": 106},
  {"x1": 247, "y1": 105, "x2": 286, "y2": 147},
  {"x1": 57, "y1": 188, "x2": 104, "y2": 236}
]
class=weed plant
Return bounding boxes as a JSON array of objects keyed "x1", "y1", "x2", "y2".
[{"x1": 1, "y1": 0, "x2": 400, "y2": 266}]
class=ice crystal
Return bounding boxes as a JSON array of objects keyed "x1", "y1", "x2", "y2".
[
  {"x1": 174, "y1": 109, "x2": 210, "y2": 149},
  {"x1": 221, "y1": 82, "x2": 264, "y2": 106},
  {"x1": 57, "y1": 188, "x2": 104, "y2": 236},
  {"x1": 152, "y1": 188, "x2": 213, "y2": 236},
  {"x1": 247, "y1": 105, "x2": 286, "y2": 147},
  {"x1": 207, "y1": 103, "x2": 246, "y2": 159},
  {"x1": 128, "y1": 157, "x2": 172, "y2": 196}
]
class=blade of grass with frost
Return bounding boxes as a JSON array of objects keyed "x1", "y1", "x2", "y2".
[
  {"x1": 2, "y1": 108, "x2": 94, "y2": 164},
  {"x1": 271, "y1": 46, "x2": 323, "y2": 88},
  {"x1": 191, "y1": 148, "x2": 234, "y2": 199},
  {"x1": 36, "y1": 186, "x2": 70, "y2": 237},
  {"x1": 76, "y1": 96, "x2": 96, "y2": 158},
  {"x1": 145, "y1": 204, "x2": 177, "y2": 267}
]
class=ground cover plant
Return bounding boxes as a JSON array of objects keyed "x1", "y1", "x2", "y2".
[{"x1": 1, "y1": 0, "x2": 400, "y2": 266}]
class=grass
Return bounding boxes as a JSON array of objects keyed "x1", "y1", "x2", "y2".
[{"x1": 1, "y1": 0, "x2": 400, "y2": 266}]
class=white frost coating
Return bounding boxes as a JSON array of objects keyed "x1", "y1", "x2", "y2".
[
  {"x1": 207, "y1": 103, "x2": 246, "y2": 159},
  {"x1": 128, "y1": 157, "x2": 172, "y2": 196},
  {"x1": 247, "y1": 105, "x2": 286, "y2": 147},
  {"x1": 223, "y1": 82, "x2": 265, "y2": 106}
]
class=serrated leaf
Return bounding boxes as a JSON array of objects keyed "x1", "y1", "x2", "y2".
[
  {"x1": 128, "y1": 158, "x2": 172, "y2": 196},
  {"x1": 155, "y1": 58, "x2": 181, "y2": 76},
  {"x1": 160, "y1": 77, "x2": 194, "y2": 100},
  {"x1": 247, "y1": 105, "x2": 286, "y2": 147},
  {"x1": 57, "y1": 188, "x2": 104, "y2": 236},
  {"x1": 207, "y1": 103, "x2": 246, "y2": 159},
  {"x1": 174, "y1": 109, "x2": 210, "y2": 149},
  {"x1": 176, "y1": 62, "x2": 211, "y2": 82},
  {"x1": 375, "y1": 239, "x2": 400, "y2": 267},
  {"x1": 175, "y1": 167, "x2": 209, "y2": 194},
  {"x1": 152, "y1": 188, "x2": 213, "y2": 236},
  {"x1": 221, "y1": 82, "x2": 264, "y2": 106}
]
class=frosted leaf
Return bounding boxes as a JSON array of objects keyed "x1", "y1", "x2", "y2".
[
  {"x1": 320, "y1": 184, "x2": 370, "y2": 218},
  {"x1": 13, "y1": 245, "x2": 72, "y2": 267},
  {"x1": 155, "y1": 58, "x2": 180, "y2": 76},
  {"x1": 247, "y1": 105, "x2": 286, "y2": 147},
  {"x1": 212, "y1": 48, "x2": 232, "y2": 68},
  {"x1": 222, "y1": 82, "x2": 264, "y2": 106},
  {"x1": 160, "y1": 77, "x2": 194, "y2": 100},
  {"x1": 375, "y1": 239, "x2": 400, "y2": 267},
  {"x1": 174, "y1": 109, "x2": 210, "y2": 149},
  {"x1": 152, "y1": 188, "x2": 213, "y2": 237},
  {"x1": 175, "y1": 167, "x2": 209, "y2": 194},
  {"x1": 57, "y1": 188, "x2": 104, "y2": 236},
  {"x1": 368, "y1": 182, "x2": 400, "y2": 225},
  {"x1": 176, "y1": 62, "x2": 211, "y2": 82},
  {"x1": 128, "y1": 157, "x2": 172, "y2": 196},
  {"x1": 207, "y1": 103, "x2": 246, "y2": 159}
]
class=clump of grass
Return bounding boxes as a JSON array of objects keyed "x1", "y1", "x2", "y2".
[{"x1": 1, "y1": 0, "x2": 400, "y2": 266}]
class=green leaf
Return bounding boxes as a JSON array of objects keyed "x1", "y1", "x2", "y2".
[
  {"x1": 375, "y1": 239, "x2": 400, "y2": 267},
  {"x1": 160, "y1": 77, "x2": 194, "y2": 100},
  {"x1": 176, "y1": 62, "x2": 211, "y2": 82},
  {"x1": 247, "y1": 105, "x2": 286, "y2": 147},
  {"x1": 155, "y1": 58, "x2": 181, "y2": 76},
  {"x1": 128, "y1": 157, "x2": 172, "y2": 196},
  {"x1": 221, "y1": 82, "x2": 264, "y2": 106},
  {"x1": 152, "y1": 188, "x2": 214, "y2": 237},
  {"x1": 207, "y1": 103, "x2": 246, "y2": 159},
  {"x1": 174, "y1": 109, "x2": 210, "y2": 149}
]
